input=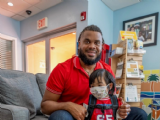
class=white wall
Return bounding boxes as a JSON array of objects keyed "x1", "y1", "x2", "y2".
[
  {"x1": 20, "y1": 0, "x2": 88, "y2": 42},
  {"x1": 88, "y1": 0, "x2": 113, "y2": 45},
  {"x1": 0, "y1": 14, "x2": 22, "y2": 70}
]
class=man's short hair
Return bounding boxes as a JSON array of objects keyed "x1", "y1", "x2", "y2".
[{"x1": 78, "y1": 25, "x2": 104, "y2": 44}]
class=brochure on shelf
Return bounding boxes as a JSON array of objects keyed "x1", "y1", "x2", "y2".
[
  {"x1": 127, "y1": 38, "x2": 134, "y2": 53},
  {"x1": 116, "y1": 84, "x2": 122, "y2": 98},
  {"x1": 125, "y1": 85, "x2": 138, "y2": 102},
  {"x1": 110, "y1": 47, "x2": 123, "y2": 57},
  {"x1": 126, "y1": 61, "x2": 140, "y2": 78},
  {"x1": 136, "y1": 40, "x2": 143, "y2": 49},
  {"x1": 117, "y1": 31, "x2": 137, "y2": 43},
  {"x1": 115, "y1": 61, "x2": 124, "y2": 79}
]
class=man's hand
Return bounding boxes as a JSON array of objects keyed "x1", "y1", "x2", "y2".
[
  {"x1": 65, "y1": 102, "x2": 87, "y2": 120},
  {"x1": 118, "y1": 97, "x2": 131, "y2": 119}
]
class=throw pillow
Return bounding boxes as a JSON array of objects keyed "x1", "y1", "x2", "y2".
[
  {"x1": 36, "y1": 73, "x2": 49, "y2": 96},
  {"x1": 0, "y1": 75, "x2": 36, "y2": 118}
]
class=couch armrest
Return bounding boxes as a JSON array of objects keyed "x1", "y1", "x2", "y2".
[{"x1": 0, "y1": 103, "x2": 30, "y2": 120}]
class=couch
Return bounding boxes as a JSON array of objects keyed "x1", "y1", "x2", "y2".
[{"x1": 0, "y1": 69, "x2": 49, "y2": 120}]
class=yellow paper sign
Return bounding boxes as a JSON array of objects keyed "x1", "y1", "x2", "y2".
[
  {"x1": 120, "y1": 31, "x2": 137, "y2": 40},
  {"x1": 127, "y1": 68, "x2": 134, "y2": 72}
]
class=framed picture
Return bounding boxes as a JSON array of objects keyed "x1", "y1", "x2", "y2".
[{"x1": 123, "y1": 12, "x2": 159, "y2": 47}]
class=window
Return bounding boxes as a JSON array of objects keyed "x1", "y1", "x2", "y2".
[
  {"x1": 26, "y1": 40, "x2": 46, "y2": 74},
  {"x1": 0, "y1": 33, "x2": 17, "y2": 70},
  {"x1": 0, "y1": 38, "x2": 13, "y2": 69}
]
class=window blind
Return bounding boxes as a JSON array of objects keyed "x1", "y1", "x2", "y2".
[{"x1": 0, "y1": 38, "x2": 13, "y2": 69}]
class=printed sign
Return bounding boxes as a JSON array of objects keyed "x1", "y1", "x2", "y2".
[{"x1": 120, "y1": 31, "x2": 137, "y2": 40}]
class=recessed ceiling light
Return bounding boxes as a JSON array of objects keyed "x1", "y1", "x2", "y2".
[
  {"x1": 8, "y1": 2, "x2": 13, "y2": 6},
  {"x1": 72, "y1": 33, "x2": 76, "y2": 34}
]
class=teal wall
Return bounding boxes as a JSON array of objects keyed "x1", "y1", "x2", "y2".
[
  {"x1": 88, "y1": 0, "x2": 113, "y2": 44},
  {"x1": 113, "y1": 0, "x2": 160, "y2": 70}
]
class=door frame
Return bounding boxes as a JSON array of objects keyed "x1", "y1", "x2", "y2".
[{"x1": 24, "y1": 28, "x2": 76, "y2": 74}]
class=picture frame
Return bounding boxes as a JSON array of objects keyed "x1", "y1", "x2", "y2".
[{"x1": 123, "y1": 12, "x2": 159, "y2": 47}]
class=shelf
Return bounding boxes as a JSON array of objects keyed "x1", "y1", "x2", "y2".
[
  {"x1": 126, "y1": 101, "x2": 140, "y2": 103},
  {"x1": 110, "y1": 40, "x2": 144, "y2": 107},
  {"x1": 126, "y1": 77, "x2": 141, "y2": 79},
  {"x1": 117, "y1": 77, "x2": 144, "y2": 79},
  {"x1": 116, "y1": 77, "x2": 123, "y2": 80},
  {"x1": 127, "y1": 49, "x2": 146, "y2": 55},
  {"x1": 109, "y1": 47, "x2": 146, "y2": 57},
  {"x1": 109, "y1": 53, "x2": 123, "y2": 58}
]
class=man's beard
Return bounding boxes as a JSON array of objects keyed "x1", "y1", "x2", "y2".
[{"x1": 78, "y1": 49, "x2": 102, "y2": 65}]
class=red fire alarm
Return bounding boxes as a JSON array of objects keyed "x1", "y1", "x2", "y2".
[{"x1": 81, "y1": 11, "x2": 86, "y2": 21}]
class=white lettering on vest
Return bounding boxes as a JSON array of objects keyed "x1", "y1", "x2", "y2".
[
  {"x1": 106, "y1": 115, "x2": 112, "y2": 120},
  {"x1": 97, "y1": 115, "x2": 112, "y2": 120}
]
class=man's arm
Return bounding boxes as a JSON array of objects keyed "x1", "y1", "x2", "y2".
[
  {"x1": 41, "y1": 89, "x2": 87, "y2": 120},
  {"x1": 41, "y1": 89, "x2": 64, "y2": 115}
]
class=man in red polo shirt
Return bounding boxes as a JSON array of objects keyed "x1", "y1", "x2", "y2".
[{"x1": 41, "y1": 25, "x2": 147, "y2": 120}]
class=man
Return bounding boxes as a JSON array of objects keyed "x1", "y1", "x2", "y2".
[{"x1": 41, "y1": 25, "x2": 147, "y2": 120}]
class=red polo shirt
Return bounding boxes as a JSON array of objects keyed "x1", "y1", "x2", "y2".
[{"x1": 46, "y1": 56, "x2": 114, "y2": 105}]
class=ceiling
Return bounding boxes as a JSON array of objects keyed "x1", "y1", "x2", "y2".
[
  {"x1": 0, "y1": 0, "x2": 141, "y2": 21},
  {"x1": 102, "y1": 0, "x2": 140, "y2": 11},
  {"x1": 0, "y1": 0, "x2": 63, "y2": 21}
]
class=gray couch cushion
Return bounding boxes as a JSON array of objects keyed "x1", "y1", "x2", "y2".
[
  {"x1": 0, "y1": 103, "x2": 30, "y2": 120},
  {"x1": 31, "y1": 115, "x2": 48, "y2": 120},
  {"x1": 0, "y1": 107, "x2": 13, "y2": 120},
  {"x1": 36, "y1": 73, "x2": 49, "y2": 96},
  {"x1": 0, "y1": 69, "x2": 43, "y2": 118}
]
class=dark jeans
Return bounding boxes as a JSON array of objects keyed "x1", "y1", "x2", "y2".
[
  {"x1": 123, "y1": 107, "x2": 147, "y2": 120},
  {"x1": 48, "y1": 107, "x2": 147, "y2": 120}
]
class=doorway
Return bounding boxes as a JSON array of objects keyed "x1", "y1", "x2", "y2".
[
  {"x1": 50, "y1": 32, "x2": 76, "y2": 71},
  {"x1": 26, "y1": 40, "x2": 46, "y2": 74},
  {"x1": 25, "y1": 29, "x2": 76, "y2": 74}
]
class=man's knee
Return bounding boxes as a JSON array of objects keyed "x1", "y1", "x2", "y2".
[
  {"x1": 137, "y1": 107, "x2": 147, "y2": 119},
  {"x1": 131, "y1": 107, "x2": 147, "y2": 119},
  {"x1": 49, "y1": 110, "x2": 74, "y2": 120}
]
